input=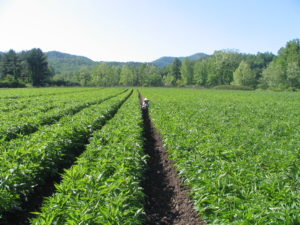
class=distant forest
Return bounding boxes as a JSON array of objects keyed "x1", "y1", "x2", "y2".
[{"x1": 0, "y1": 39, "x2": 299, "y2": 90}]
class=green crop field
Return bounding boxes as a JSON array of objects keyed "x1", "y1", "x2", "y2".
[
  {"x1": 142, "y1": 88, "x2": 300, "y2": 224},
  {"x1": 0, "y1": 87, "x2": 299, "y2": 225}
]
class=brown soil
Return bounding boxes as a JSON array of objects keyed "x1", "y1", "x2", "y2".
[{"x1": 140, "y1": 94, "x2": 206, "y2": 225}]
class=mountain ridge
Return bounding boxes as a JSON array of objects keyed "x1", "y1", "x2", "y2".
[
  {"x1": 152, "y1": 52, "x2": 209, "y2": 67},
  {"x1": 0, "y1": 50, "x2": 209, "y2": 74},
  {"x1": 45, "y1": 50, "x2": 209, "y2": 74},
  {"x1": 46, "y1": 51, "x2": 97, "y2": 74}
]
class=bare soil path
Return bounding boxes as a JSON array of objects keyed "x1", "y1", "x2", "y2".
[{"x1": 140, "y1": 94, "x2": 206, "y2": 225}]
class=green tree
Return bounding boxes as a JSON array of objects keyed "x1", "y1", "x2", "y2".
[
  {"x1": 0, "y1": 49, "x2": 21, "y2": 81},
  {"x1": 181, "y1": 58, "x2": 194, "y2": 85},
  {"x1": 245, "y1": 52, "x2": 274, "y2": 83},
  {"x1": 111, "y1": 66, "x2": 121, "y2": 86},
  {"x1": 206, "y1": 58, "x2": 218, "y2": 86},
  {"x1": 171, "y1": 58, "x2": 182, "y2": 81},
  {"x1": 213, "y1": 50, "x2": 242, "y2": 85},
  {"x1": 261, "y1": 39, "x2": 300, "y2": 89},
  {"x1": 92, "y1": 63, "x2": 114, "y2": 86},
  {"x1": 142, "y1": 65, "x2": 163, "y2": 86},
  {"x1": 119, "y1": 66, "x2": 137, "y2": 86},
  {"x1": 286, "y1": 62, "x2": 300, "y2": 88},
  {"x1": 18, "y1": 51, "x2": 31, "y2": 82},
  {"x1": 25, "y1": 48, "x2": 50, "y2": 86},
  {"x1": 163, "y1": 74, "x2": 176, "y2": 86},
  {"x1": 232, "y1": 60, "x2": 256, "y2": 87},
  {"x1": 194, "y1": 58, "x2": 209, "y2": 86},
  {"x1": 261, "y1": 61, "x2": 287, "y2": 89},
  {"x1": 277, "y1": 39, "x2": 300, "y2": 70},
  {"x1": 78, "y1": 68, "x2": 92, "y2": 86},
  {"x1": 137, "y1": 64, "x2": 147, "y2": 86}
]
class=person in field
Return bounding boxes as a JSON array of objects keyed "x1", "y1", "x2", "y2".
[{"x1": 142, "y1": 98, "x2": 149, "y2": 110}]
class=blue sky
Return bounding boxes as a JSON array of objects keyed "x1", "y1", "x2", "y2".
[{"x1": 0, "y1": 0, "x2": 299, "y2": 62}]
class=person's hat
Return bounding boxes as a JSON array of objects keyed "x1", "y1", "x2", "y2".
[{"x1": 144, "y1": 98, "x2": 149, "y2": 102}]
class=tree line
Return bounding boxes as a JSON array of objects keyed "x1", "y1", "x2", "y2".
[
  {"x1": 55, "y1": 39, "x2": 299, "y2": 90},
  {"x1": 0, "y1": 48, "x2": 53, "y2": 87},
  {"x1": 1, "y1": 39, "x2": 299, "y2": 89}
]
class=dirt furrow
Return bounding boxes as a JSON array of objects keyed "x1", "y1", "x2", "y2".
[{"x1": 140, "y1": 94, "x2": 206, "y2": 225}]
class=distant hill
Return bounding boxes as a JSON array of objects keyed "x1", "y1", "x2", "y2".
[
  {"x1": 188, "y1": 53, "x2": 210, "y2": 60},
  {"x1": 151, "y1": 52, "x2": 209, "y2": 67},
  {"x1": 104, "y1": 61, "x2": 144, "y2": 67},
  {"x1": 151, "y1": 57, "x2": 177, "y2": 67},
  {"x1": 44, "y1": 51, "x2": 209, "y2": 75},
  {"x1": 46, "y1": 51, "x2": 146, "y2": 74},
  {"x1": 1, "y1": 50, "x2": 209, "y2": 78},
  {"x1": 46, "y1": 51, "x2": 98, "y2": 74}
]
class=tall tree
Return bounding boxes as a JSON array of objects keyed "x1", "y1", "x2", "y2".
[
  {"x1": 171, "y1": 58, "x2": 182, "y2": 81},
  {"x1": 92, "y1": 63, "x2": 121, "y2": 87},
  {"x1": 246, "y1": 52, "x2": 274, "y2": 83},
  {"x1": 232, "y1": 60, "x2": 256, "y2": 87},
  {"x1": 213, "y1": 50, "x2": 242, "y2": 85},
  {"x1": 0, "y1": 49, "x2": 21, "y2": 80},
  {"x1": 78, "y1": 68, "x2": 92, "y2": 86},
  {"x1": 193, "y1": 59, "x2": 208, "y2": 86},
  {"x1": 181, "y1": 58, "x2": 194, "y2": 85},
  {"x1": 25, "y1": 48, "x2": 50, "y2": 86},
  {"x1": 163, "y1": 74, "x2": 176, "y2": 86},
  {"x1": 261, "y1": 39, "x2": 300, "y2": 89},
  {"x1": 142, "y1": 64, "x2": 163, "y2": 86},
  {"x1": 92, "y1": 63, "x2": 113, "y2": 86},
  {"x1": 119, "y1": 66, "x2": 137, "y2": 86},
  {"x1": 286, "y1": 62, "x2": 300, "y2": 88},
  {"x1": 277, "y1": 39, "x2": 300, "y2": 69},
  {"x1": 261, "y1": 61, "x2": 287, "y2": 89}
]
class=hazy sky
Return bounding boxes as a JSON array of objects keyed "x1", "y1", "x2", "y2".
[{"x1": 0, "y1": 0, "x2": 299, "y2": 62}]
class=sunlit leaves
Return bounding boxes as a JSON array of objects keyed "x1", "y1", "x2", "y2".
[
  {"x1": 142, "y1": 88, "x2": 300, "y2": 224},
  {"x1": 31, "y1": 91, "x2": 145, "y2": 224},
  {"x1": 0, "y1": 89, "x2": 129, "y2": 216}
]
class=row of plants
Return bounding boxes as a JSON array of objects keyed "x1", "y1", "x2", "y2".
[
  {"x1": 141, "y1": 88, "x2": 300, "y2": 224},
  {"x1": 30, "y1": 91, "x2": 146, "y2": 224},
  {"x1": 0, "y1": 90, "x2": 131, "y2": 220},
  {"x1": 0, "y1": 88, "x2": 125, "y2": 141},
  {"x1": 0, "y1": 87, "x2": 96, "y2": 99},
  {"x1": 0, "y1": 87, "x2": 104, "y2": 112}
]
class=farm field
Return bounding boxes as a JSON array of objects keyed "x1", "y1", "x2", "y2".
[
  {"x1": 0, "y1": 87, "x2": 299, "y2": 224},
  {"x1": 31, "y1": 91, "x2": 146, "y2": 224},
  {"x1": 141, "y1": 88, "x2": 300, "y2": 224},
  {"x1": 0, "y1": 87, "x2": 131, "y2": 224},
  {"x1": 0, "y1": 87, "x2": 94, "y2": 99},
  {"x1": 0, "y1": 88, "x2": 125, "y2": 142}
]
